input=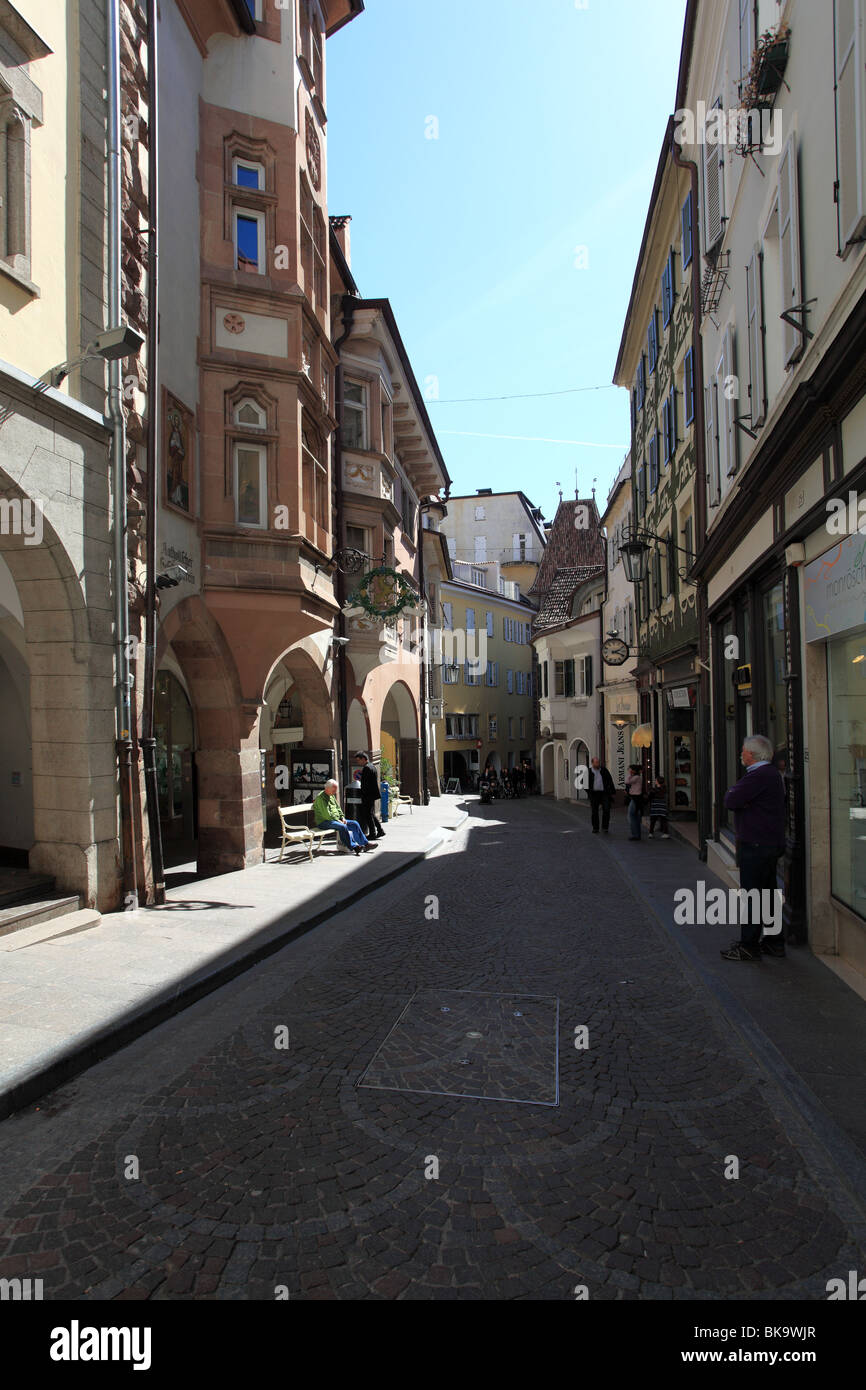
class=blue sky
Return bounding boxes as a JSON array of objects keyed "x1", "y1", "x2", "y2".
[{"x1": 327, "y1": 0, "x2": 687, "y2": 522}]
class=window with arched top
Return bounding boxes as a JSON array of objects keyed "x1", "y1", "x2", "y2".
[{"x1": 234, "y1": 399, "x2": 266, "y2": 429}]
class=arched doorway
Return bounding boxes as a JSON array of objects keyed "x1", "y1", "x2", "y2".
[
  {"x1": 0, "y1": 556, "x2": 31, "y2": 862},
  {"x1": 540, "y1": 741, "x2": 555, "y2": 795},
  {"x1": 380, "y1": 680, "x2": 420, "y2": 801},
  {"x1": 443, "y1": 749, "x2": 469, "y2": 790},
  {"x1": 154, "y1": 670, "x2": 196, "y2": 851},
  {"x1": 259, "y1": 642, "x2": 336, "y2": 819},
  {"x1": 570, "y1": 739, "x2": 590, "y2": 801}
]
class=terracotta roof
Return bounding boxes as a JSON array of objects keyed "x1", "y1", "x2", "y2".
[
  {"x1": 529, "y1": 498, "x2": 605, "y2": 596},
  {"x1": 533, "y1": 565, "x2": 604, "y2": 631}
]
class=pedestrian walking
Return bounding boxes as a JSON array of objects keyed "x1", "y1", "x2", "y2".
[
  {"x1": 648, "y1": 774, "x2": 670, "y2": 839},
  {"x1": 588, "y1": 756, "x2": 615, "y2": 834},
  {"x1": 313, "y1": 779, "x2": 377, "y2": 856},
  {"x1": 354, "y1": 751, "x2": 385, "y2": 840},
  {"x1": 523, "y1": 761, "x2": 537, "y2": 795},
  {"x1": 720, "y1": 734, "x2": 786, "y2": 962},
  {"x1": 625, "y1": 764, "x2": 644, "y2": 841}
]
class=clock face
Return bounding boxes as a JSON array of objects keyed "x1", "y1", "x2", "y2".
[{"x1": 602, "y1": 637, "x2": 629, "y2": 666}]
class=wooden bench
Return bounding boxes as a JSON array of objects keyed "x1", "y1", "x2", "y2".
[
  {"x1": 390, "y1": 784, "x2": 414, "y2": 817},
  {"x1": 278, "y1": 808, "x2": 342, "y2": 862}
]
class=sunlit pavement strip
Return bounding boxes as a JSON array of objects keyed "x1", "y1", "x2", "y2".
[
  {"x1": 0, "y1": 795, "x2": 863, "y2": 1300},
  {"x1": 0, "y1": 797, "x2": 468, "y2": 1119}
]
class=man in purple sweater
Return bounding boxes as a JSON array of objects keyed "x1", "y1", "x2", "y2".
[{"x1": 720, "y1": 734, "x2": 786, "y2": 962}]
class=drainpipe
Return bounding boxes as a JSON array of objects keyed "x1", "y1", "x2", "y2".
[
  {"x1": 141, "y1": 0, "x2": 164, "y2": 903},
  {"x1": 107, "y1": 0, "x2": 137, "y2": 905},
  {"x1": 671, "y1": 132, "x2": 710, "y2": 862},
  {"x1": 333, "y1": 293, "x2": 357, "y2": 790}
]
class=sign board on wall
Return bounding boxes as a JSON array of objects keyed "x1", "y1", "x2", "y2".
[{"x1": 804, "y1": 534, "x2": 866, "y2": 642}]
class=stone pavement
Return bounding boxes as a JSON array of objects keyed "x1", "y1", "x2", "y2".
[
  {"x1": 0, "y1": 793, "x2": 863, "y2": 1301},
  {"x1": 0, "y1": 796, "x2": 468, "y2": 1119}
]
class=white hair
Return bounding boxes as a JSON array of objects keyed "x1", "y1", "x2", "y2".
[
  {"x1": 324, "y1": 779, "x2": 338, "y2": 791},
  {"x1": 743, "y1": 734, "x2": 774, "y2": 762}
]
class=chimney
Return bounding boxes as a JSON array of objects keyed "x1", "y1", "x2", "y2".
[
  {"x1": 330, "y1": 215, "x2": 352, "y2": 265},
  {"x1": 477, "y1": 487, "x2": 493, "y2": 496}
]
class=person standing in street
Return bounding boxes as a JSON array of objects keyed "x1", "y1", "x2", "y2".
[
  {"x1": 720, "y1": 734, "x2": 786, "y2": 962},
  {"x1": 354, "y1": 751, "x2": 385, "y2": 840},
  {"x1": 625, "y1": 764, "x2": 644, "y2": 841},
  {"x1": 648, "y1": 774, "x2": 670, "y2": 839},
  {"x1": 588, "y1": 756, "x2": 615, "y2": 834}
]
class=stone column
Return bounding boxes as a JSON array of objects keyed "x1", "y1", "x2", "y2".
[{"x1": 195, "y1": 702, "x2": 264, "y2": 876}]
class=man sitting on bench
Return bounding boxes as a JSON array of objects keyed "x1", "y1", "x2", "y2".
[{"x1": 312, "y1": 779, "x2": 378, "y2": 856}]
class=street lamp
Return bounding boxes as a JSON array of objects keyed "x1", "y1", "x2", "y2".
[
  {"x1": 620, "y1": 527, "x2": 698, "y2": 586},
  {"x1": 39, "y1": 324, "x2": 146, "y2": 390},
  {"x1": 620, "y1": 534, "x2": 652, "y2": 584}
]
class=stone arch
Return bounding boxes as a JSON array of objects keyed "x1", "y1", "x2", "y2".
[
  {"x1": 347, "y1": 697, "x2": 371, "y2": 757},
  {"x1": 380, "y1": 678, "x2": 420, "y2": 801},
  {"x1": 0, "y1": 495, "x2": 119, "y2": 908},
  {"x1": 540, "y1": 740, "x2": 555, "y2": 796}
]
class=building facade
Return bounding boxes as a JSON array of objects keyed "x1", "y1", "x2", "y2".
[
  {"x1": 599, "y1": 455, "x2": 640, "y2": 789},
  {"x1": 153, "y1": 0, "x2": 362, "y2": 878},
  {"x1": 434, "y1": 572, "x2": 536, "y2": 789},
  {"x1": 677, "y1": 0, "x2": 866, "y2": 982},
  {"x1": 0, "y1": 0, "x2": 156, "y2": 910},
  {"x1": 614, "y1": 121, "x2": 702, "y2": 823},
  {"x1": 530, "y1": 497, "x2": 606, "y2": 799}
]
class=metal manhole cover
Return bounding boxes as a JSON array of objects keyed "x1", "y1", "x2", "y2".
[{"x1": 357, "y1": 989, "x2": 560, "y2": 1106}]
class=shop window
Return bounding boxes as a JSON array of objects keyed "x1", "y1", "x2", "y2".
[
  {"x1": 763, "y1": 583, "x2": 788, "y2": 764},
  {"x1": 828, "y1": 631, "x2": 866, "y2": 918}
]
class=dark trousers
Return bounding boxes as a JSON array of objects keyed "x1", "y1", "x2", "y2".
[
  {"x1": 589, "y1": 791, "x2": 611, "y2": 831},
  {"x1": 650, "y1": 816, "x2": 668, "y2": 834},
  {"x1": 360, "y1": 799, "x2": 383, "y2": 839},
  {"x1": 738, "y1": 842, "x2": 782, "y2": 949}
]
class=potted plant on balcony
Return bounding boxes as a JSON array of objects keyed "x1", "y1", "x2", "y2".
[{"x1": 741, "y1": 25, "x2": 791, "y2": 112}]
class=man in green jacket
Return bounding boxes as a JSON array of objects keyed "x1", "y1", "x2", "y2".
[{"x1": 312, "y1": 779, "x2": 377, "y2": 856}]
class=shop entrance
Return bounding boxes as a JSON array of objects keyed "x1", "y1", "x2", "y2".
[{"x1": 155, "y1": 671, "x2": 196, "y2": 846}]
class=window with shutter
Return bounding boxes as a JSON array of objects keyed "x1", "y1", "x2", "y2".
[
  {"x1": 637, "y1": 354, "x2": 646, "y2": 410},
  {"x1": 684, "y1": 348, "x2": 695, "y2": 426},
  {"x1": 738, "y1": 0, "x2": 757, "y2": 89},
  {"x1": 682, "y1": 192, "x2": 693, "y2": 268},
  {"x1": 486, "y1": 611, "x2": 494, "y2": 637},
  {"x1": 705, "y1": 380, "x2": 721, "y2": 506},
  {"x1": 507, "y1": 669, "x2": 514, "y2": 694},
  {"x1": 662, "y1": 249, "x2": 676, "y2": 327},
  {"x1": 648, "y1": 310, "x2": 658, "y2": 375},
  {"x1": 778, "y1": 135, "x2": 804, "y2": 367},
  {"x1": 834, "y1": 0, "x2": 866, "y2": 256},
  {"x1": 721, "y1": 326, "x2": 739, "y2": 477},
  {"x1": 745, "y1": 245, "x2": 766, "y2": 427},
  {"x1": 703, "y1": 101, "x2": 725, "y2": 251},
  {"x1": 649, "y1": 433, "x2": 659, "y2": 493}
]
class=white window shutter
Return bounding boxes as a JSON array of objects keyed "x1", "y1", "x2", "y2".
[
  {"x1": 512, "y1": 532, "x2": 521, "y2": 561},
  {"x1": 778, "y1": 135, "x2": 804, "y2": 367},
  {"x1": 722, "y1": 325, "x2": 739, "y2": 477},
  {"x1": 703, "y1": 103, "x2": 724, "y2": 251},
  {"x1": 745, "y1": 246, "x2": 766, "y2": 427},
  {"x1": 705, "y1": 380, "x2": 721, "y2": 506},
  {"x1": 834, "y1": 0, "x2": 866, "y2": 256},
  {"x1": 447, "y1": 536, "x2": 456, "y2": 559},
  {"x1": 475, "y1": 535, "x2": 487, "y2": 563}
]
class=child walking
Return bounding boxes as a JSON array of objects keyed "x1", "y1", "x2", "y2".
[{"x1": 648, "y1": 774, "x2": 670, "y2": 839}]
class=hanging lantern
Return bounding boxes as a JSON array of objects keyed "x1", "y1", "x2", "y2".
[{"x1": 631, "y1": 723, "x2": 653, "y2": 748}]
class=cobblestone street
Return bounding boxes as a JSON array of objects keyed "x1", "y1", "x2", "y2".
[{"x1": 0, "y1": 797, "x2": 864, "y2": 1302}]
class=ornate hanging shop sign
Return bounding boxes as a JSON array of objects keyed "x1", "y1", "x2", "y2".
[{"x1": 352, "y1": 566, "x2": 419, "y2": 619}]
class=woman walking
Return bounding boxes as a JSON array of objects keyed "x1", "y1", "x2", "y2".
[
  {"x1": 648, "y1": 774, "x2": 670, "y2": 839},
  {"x1": 625, "y1": 763, "x2": 644, "y2": 841}
]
